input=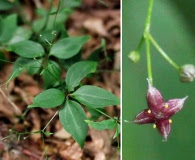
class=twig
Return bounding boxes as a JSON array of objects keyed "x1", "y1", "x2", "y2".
[
  {"x1": 33, "y1": 0, "x2": 42, "y2": 8},
  {"x1": 0, "y1": 87, "x2": 21, "y2": 115}
]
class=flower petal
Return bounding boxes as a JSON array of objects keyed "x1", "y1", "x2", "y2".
[
  {"x1": 163, "y1": 96, "x2": 188, "y2": 118},
  {"x1": 147, "y1": 80, "x2": 164, "y2": 112},
  {"x1": 156, "y1": 119, "x2": 171, "y2": 141},
  {"x1": 133, "y1": 109, "x2": 155, "y2": 124}
]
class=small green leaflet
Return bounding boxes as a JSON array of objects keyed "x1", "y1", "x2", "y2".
[
  {"x1": 85, "y1": 119, "x2": 116, "y2": 130},
  {"x1": 28, "y1": 88, "x2": 65, "y2": 108},
  {"x1": 42, "y1": 60, "x2": 61, "y2": 88},
  {"x1": 7, "y1": 27, "x2": 32, "y2": 45},
  {"x1": 0, "y1": 14, "x2": 17, "y2": 43},
  {"x1": 87, "y1": 38, "x2": 106, "y2": 61},
  {"x1": 10, "y1": 40, "x2": 45, "y2": 58},
  {"x1": 49, "y1": 36, "x2": 90, "y2": 59},
  {"x1": 59, "y1": 100, "x2": 88, "y2": 148},
  {"x1": 0, "y1": 0, "x2": 15, "y2": 11},
  {"x1": 13, "y1": 57, "x2": 43, "y2": 76},
  {"x1": 65, "y1": 61, "x2": 98, "y2": 92},
  {"x1": 43, "y1": 131, "x2": 53, "y2": 136},
  {"x1": 71, "y1": 85, "x2": 120, "y2": 108},
  {"x1": 6, "y1": 58, "x2": 42, "y2": 86}
]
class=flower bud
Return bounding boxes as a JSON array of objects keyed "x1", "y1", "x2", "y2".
[
  {"x1": 180, "y1": 64, "x2": 195, "y2": 82},
  {"x1": 128, "y1": 51, "x2": 140, "y2": 63},
  {"x1": 52, "y1": 30, "x2": 57, "y2": 36}
]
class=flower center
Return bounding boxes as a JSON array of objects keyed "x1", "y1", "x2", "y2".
[{"x1": 156, "y1": 112, "x2": 163, "y2": 119}]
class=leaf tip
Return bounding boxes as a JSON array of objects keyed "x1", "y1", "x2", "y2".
[{"x1": 84, "y1": 120, "x2": 90, "y2": 124}]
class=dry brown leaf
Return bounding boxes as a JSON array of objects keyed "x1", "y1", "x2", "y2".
[
  {"x1": 54, "y1": 128, "x2": 71, "y2": 140},
  {"x1": 59, "y1": 142, "x2": 83, "y2": 160},
  {"x1": 30, "y1": 110, "x2": 41, "y2": 141},
  {"x1": 14, "y1": 87, "x2": 34, "y2": 105},
  {"x1": 0, "y1": 92, "x2": 20, "y2": 123},
  {"x1": 83, "y1": 18, "x2": 108, "y2": 36},
  {"x1": 84, "y1": 127, "x2": 116, "y2": 159},
  {"x1": 94, "y1": 152, "x2": 106, "y2": 160}
]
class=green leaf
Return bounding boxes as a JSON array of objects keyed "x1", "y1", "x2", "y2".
[
  {"x1": 28, "y1": 89, "x2": 65, "y2": 108},
  {"x1": 32, "y1": 18, "x2": 46, "y2": 33},
  {"x1": 43, "y1": 131, "x2": 53, "y2": 136},
  {"x1": 65, "y1": 61, "x2": 98, "y2": 92},
  {"x1": 10, "y1": 40, "x2": 45, "y2": 58},
  {"x1": 49, "y1": 36, "x2": 90, "y2": 59},
  {"x1": 42, "y1": 60, "x2": 61, "y2": 88},
  {"x1": 85, "y1": 119, "x2": 116, "y2": 130},
  {"x1": 32, "y1": 8, "x2": 47, "y2": 32},
  {"x1": 85, "y1": 106, "x2": 103, "y2": 120},
  {"x1": 59, "y1": 53, "x2": 81, "y2": 70},
  {"x1": 47, "y1": 8, "x2": 71, "y2": 31},
  {"x1": 60, "y1": 0, "x2": 81, "y2": 8},
  {"x1": 0, "y1": 0, "x2": 16, "y2": 11},
  {"x1": 87, "y1": 39, "x2": 106, "y2": 61},
  {"x1": 13, "y1": 57, "x2": 43, "y2": 76},
  {"x1": 71, "y1": 85, "x2": 120, "y2": 108},
  {"x1": 6, "y1": 66, "x2": 23, "y2": 86},
  {"x1": 7, "y1": 27, "x2": 32, "y2": 45},
  {"x1": 0, "y1": 14, "x2": 17, "y2": 43},
  {"x1": 32, "y1": 7, "x2": 71, "y2": 33},
  {"x1": 59, "y1": 100, "x2": 88, "y2": 148},
  {"x1": 26, "y1": 59, "x2": 43, "y2": 75}
]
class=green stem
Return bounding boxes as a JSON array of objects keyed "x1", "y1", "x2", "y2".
[
  {"x1": 41, "y1": 132, "x2": 48, "y2": 159},
  {"x1": 0, "y1": 58, "x2": 15, "y2": 64},
  {"x1": 144, "y1": 0, "x2": 154, "y2": 33},
  {"x1": 52, "y1": 0, "x2": 61, "y2": 31},
  {"x1": 35, "y1": 58, "x2": 64, "y2": 89},
  {"x1": 145, "y1": 35, "x2": 153, "y2": 84},
  {"x1": 0, "y1": 134, "x2": 15, "y2": 141},
  {"x1": 144, "y1": 0, "x2": 154, "y2": 85},
  {"x1": 94, "y1": 108, "x2": 113, "y2": 119},
  {"x1": 42, "y1": 111, "x2": 59, "y2": 131},
  {"x1": 147, "y1": 33, "x2": 180, "y2": 70}
]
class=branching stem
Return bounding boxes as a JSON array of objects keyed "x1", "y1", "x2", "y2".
[{"x1": 147, "y1": 33, "x2": 180, "y2": 70}]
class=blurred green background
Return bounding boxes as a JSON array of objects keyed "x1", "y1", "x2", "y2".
[{"x1": 122, "y1": 0, "x2": 195, "y2": 160}]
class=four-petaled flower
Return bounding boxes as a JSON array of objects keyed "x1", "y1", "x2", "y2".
[{"x1": 132, "y1": 80, "x2": 188, "y2": 141}]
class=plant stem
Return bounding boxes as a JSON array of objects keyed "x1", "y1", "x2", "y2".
[
  {"x1": 136, "y1": 36, "x2": 145, "y2": 52},
  {"x1": 52, "y1": 0, "x2": 61, "y2": 31},
  {"x1": 144, "y1": 0, "x2": 154, "y2": 85},
  {"x1": 144, "y1": 0, "x2": 154, "y2": 33},
  {"x1": 145, "y1": 35, "x2": 153, "y2": 84},
  {"x1": 94, "y1": 108, "x2": 113, "y2": 119},
  {"x1": 42, "y1": 111, "x2": 59, "y2": 131},
  {"x1": 147, "y1": 33, "x2": 180, "y2": 70},
  {"x1": 41, "y1": 132, "x2": 48, "y2": 159}
]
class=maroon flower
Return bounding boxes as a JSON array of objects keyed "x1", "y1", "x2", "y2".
[{"x1": 133, "y1": 80, "x2": 188, "y2": 141}]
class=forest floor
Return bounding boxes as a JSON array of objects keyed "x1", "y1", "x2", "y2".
[{"x1": 0, "y1": 0, "x2": 120, "y2": 159}]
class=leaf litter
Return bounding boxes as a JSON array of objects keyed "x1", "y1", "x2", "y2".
[{"x1": 0, "y1": 0, "x2": 120, "y2": 159}]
